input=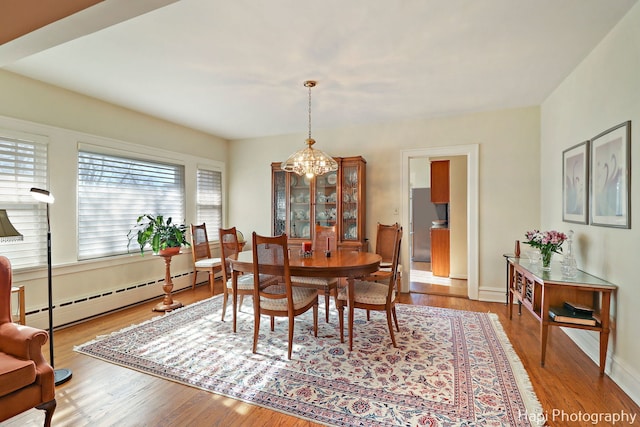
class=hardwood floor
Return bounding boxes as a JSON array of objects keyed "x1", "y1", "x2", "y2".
[
  {"x1": 409, "y1": 261, "x2": 469, "y2": 298},
  {"x1": 5, "y1": 280, "x2": 639, "y2": 427}
]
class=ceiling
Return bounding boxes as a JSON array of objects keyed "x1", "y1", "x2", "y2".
[{"x1": 1, "y1": 0, "x2": 637, "y2": 141}]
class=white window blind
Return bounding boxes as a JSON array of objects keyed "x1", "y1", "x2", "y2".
[
  {"x1": 78, "y1": 151, "x2": 185, "y2": 259},
  {"x1": 0, "y1": 134, "x2": 49, "y2": 269},
  {"x1": 196, "y1": 168, "x2": 222, "y2": 240}
]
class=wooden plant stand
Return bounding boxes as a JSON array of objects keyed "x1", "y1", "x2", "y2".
[{"x1": 153, "y1": 252, "x2": 183, "y2": 312}]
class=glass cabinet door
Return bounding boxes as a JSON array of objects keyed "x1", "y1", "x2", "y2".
[
  {"x1": 341, "y1": 164, "x2": 359, "y2": 241},
  {"x1": 289, "y1": 175, "x2": 311, "y2": 239},
  {"x1": 315, "y1": 171, "x2": 338, "y2": 228},
  {"x1": 272, "y1": 170, "x2": 286, "y2": 236}
]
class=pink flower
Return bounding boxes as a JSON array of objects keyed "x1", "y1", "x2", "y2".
[{"x1": 523, "y1": 230, "x2": 568, "y2": 262}]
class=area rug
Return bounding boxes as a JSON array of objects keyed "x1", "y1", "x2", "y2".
[{"x1": 75, "y1": 295, "x2": 544, "y2": 426}]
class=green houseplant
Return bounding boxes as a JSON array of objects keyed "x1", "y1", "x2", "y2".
[{"x1": 127, "y1": 214, "x2": 190, "y2": 255}]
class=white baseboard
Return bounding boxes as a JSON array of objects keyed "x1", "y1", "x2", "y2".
[
  {"x1": 563, "y1": 328, "x2": 640, "y2": 406},
  {"x1": 477, "y1": 286, "x2": 508, "y2": 303}
]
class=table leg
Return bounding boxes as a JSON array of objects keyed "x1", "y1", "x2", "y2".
[
  {"x1": 505, "y1": 256, "x2": 509, "y2": 305},
  {"x1": 599, "y1": 330, "x2": 609, "y2": 376},
  {"x1": 518, "y1": 300, "x2": 522, "y2": 316},
  {"x1": 348, "y1": 276, "x2": 355, "y2": 351},
  {"x1": 508, "y1": 287, "x2": 513, "y2": 320},
  {"x1": 232, "y1": 271, "x2": 239, "y2": 333},
  {"x1": 599, "y1": 291, "x2": 612, "y2": 376},
  {"x1": 540, "y1": 322, "x2": 549, "y2": 366}
]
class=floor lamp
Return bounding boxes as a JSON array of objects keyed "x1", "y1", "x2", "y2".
[{"x1": 30, "y1": 187, "x2": 73, "y2": 386}]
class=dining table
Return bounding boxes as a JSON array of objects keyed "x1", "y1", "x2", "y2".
[{"x1": 229, "y1": 249, "x2": 382, "y2": 350}]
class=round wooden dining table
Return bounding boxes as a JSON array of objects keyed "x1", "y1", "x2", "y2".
[{"x1": 229, "y1": 249, "x2": 382, "y2": 350}]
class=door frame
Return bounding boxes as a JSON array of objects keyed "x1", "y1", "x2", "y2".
[{"x1": 401, "y1": 144, "x2": 479, "y2": 299}]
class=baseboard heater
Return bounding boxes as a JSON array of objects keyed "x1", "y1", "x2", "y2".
[{"x1": 24, "y1": 270, "x2": 221, "y2": 330}]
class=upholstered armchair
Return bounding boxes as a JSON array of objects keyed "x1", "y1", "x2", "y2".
[{"x1": 0, "y1": 256, "x2": 56, "y2": 426}]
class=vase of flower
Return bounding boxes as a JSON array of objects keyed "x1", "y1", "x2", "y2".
[
  {"x1": 541, "y1": 249, "x2": 553, "y2": 271},
  {"x1": 523, "y1": 229, "x2": 568, "y2": 272}
]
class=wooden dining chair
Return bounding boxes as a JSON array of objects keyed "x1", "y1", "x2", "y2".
[
  {"x1": 219, "y1": 227, "x2": 277, "y2": 332},
  {"x1": 251, "y1": 232, "x2": 318, "y2": 359},
  {"x1": 190, "y1": 223, "x2": 222, "y2": 294},
  {"x1": 361, "y1": 222, "x2": 402, "y2": 285},
  {"x1": 291, "y1": 224, "x2": 339, "y2": 323},
  {"x1": 336, "y1": 226, "x2": 403, "y2": 351}
]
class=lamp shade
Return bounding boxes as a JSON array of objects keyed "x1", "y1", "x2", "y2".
[
  {"x1": 0, "y1": 209, "x2": 23, "y2": 242},
  {"x1": 30, "y1": 187, "x2": 55, "y2": 204}
]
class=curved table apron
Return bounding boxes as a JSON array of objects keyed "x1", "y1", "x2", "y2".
[{"x1": 229, "y1": 250, "x2": 382, "y2": 350}]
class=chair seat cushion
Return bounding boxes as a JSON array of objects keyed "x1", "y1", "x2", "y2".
[
  {"x1": 380, "y1": 263, "x2": 402, "y2": 272},
  {"x1": 226, "y1": 274, "x2": 277, "y2": 291},
  {"x1": 0, "y1": 352, "x2": 36, "y2": 396},
  {"x1": 260, "y1": 285, "x2": 318, "y2": 311},
  {"x1": 195, "y1": 257, "x2": 222, "y2": 268},
  {"x1": 291, "y1": 276, "x2": 338, "y2": 287},
  {"x1": 337, "y1": 280, "x2": 395, "y2": 305}
]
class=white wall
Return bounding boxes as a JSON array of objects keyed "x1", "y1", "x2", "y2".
[
  {"x1": 0, "y1": 70, "x2": 229, "y2": 329},
  {"x1": 229, "y1": 106, "x2": 541, "y2": 300},
  {"x1": 409, "y1": 157, "x2": 430, "y2": 188},
  {"x1": 449, "y1": 155, "x2": 468, "y2": 279},
  {"x1": 541, "y1": 2, "x2": 640, "y2": 404}
]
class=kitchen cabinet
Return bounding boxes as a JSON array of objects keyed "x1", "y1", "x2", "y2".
[
  {"x1": 430, "y1": 160, "x2": 450, "y2": 203},
  {"x1": 431, "y1": 228, "x2": 450, "y2": 277},
  {"x1": 271, "y1": 156, "x2": 367, "y2": 251}
]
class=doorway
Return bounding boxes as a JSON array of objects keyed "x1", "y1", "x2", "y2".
[
  {"x1": 408, "y1": 156, "x2": 467, "y2": 297},
  {"x1": 400, "y1": 145, "x2": 479, "y2": 299}
]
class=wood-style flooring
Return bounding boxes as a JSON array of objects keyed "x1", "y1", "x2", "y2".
[
  {"x1": 5, "y1": 279, "x2": 639, "y2": 427},
  {"x1": 409, "y1": 261, "x2": 469, "y2": 298}
]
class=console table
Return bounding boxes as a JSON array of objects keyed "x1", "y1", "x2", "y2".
[{"x1": 507, "y1": 257, "x2": 616, "y2": 375}]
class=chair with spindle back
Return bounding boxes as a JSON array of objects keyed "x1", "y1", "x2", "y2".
[
  {"x1": 336, "y1": 226, "x2": 403, "y2": 351},
  {"x1": 190, "y1": 223, "x2": 222, "y2": 294},
  {"x1": 219, "y1": 227, "x2": 277, "y2": 332},
  {"x1": 251, "y1": 232, "x2": 318, "y2": 359}
]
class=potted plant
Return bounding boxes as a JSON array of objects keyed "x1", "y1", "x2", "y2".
[{"x1": 127, "y1": 214, "x2": 190, "y2": 255}]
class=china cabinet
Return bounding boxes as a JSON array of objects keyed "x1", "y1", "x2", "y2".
[{"x1": 271, "y1": 156, "x2": 367, "y2": 251}]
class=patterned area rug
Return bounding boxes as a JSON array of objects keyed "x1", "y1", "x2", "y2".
[{"x1": 75, "y1": 296, "x2": 543, "y2": 426}]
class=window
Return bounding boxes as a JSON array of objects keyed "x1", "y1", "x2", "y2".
[
  {"x1": 0, "y1": 132, "x2": 49, "y2": 269},
  {"x1": 196, "y1": 168, "x2": 222, "y2": 240},
  {"x1": 78, "y1": 151, "x2": 185, "y2": 259}
]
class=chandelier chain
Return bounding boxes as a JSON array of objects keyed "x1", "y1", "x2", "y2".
[{"x1": 308, "y1": 83, "x2": 312, "y2": 140}]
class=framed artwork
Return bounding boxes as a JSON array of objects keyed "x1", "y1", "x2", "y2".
[
  {"x1": 562, "y1": 141, "x2": 589, "y2": 224},
  {"x1": 590, "y1": 121, "x2": 631, "y2": 228}
]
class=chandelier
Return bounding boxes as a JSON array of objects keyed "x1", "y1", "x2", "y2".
[{"x1": 281, "y1": 80, "x2": 338, "y2": 178}]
